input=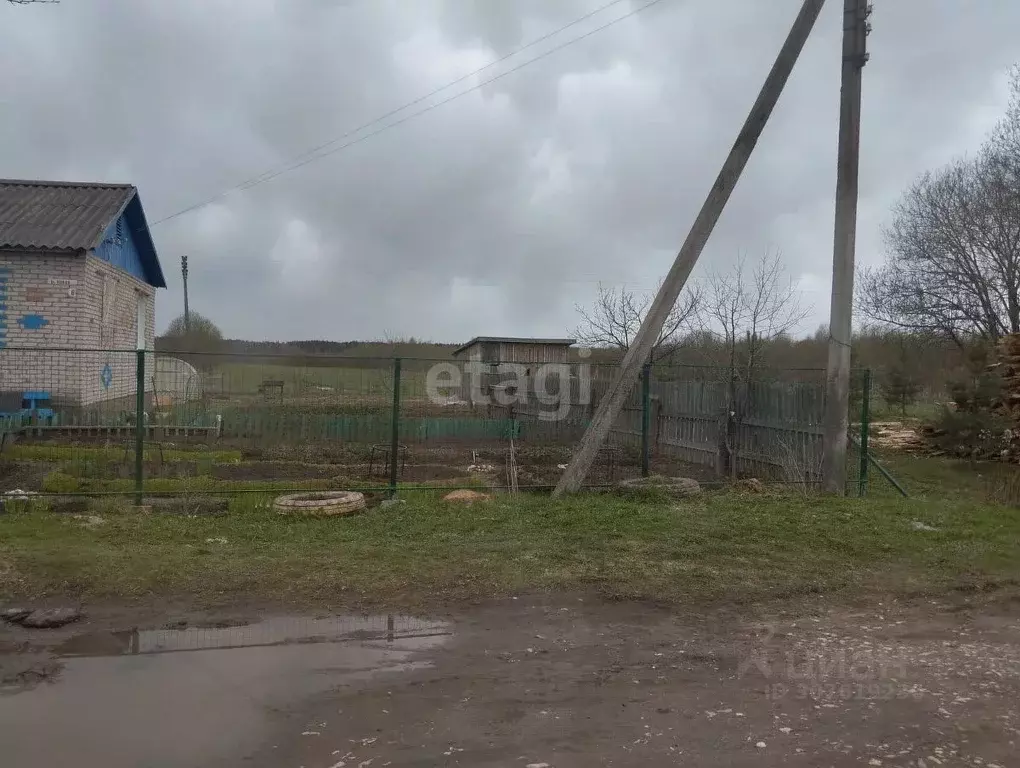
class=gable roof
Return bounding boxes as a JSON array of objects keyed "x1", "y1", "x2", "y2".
[
  {"x1": 453, "y1": 336, "x2": 576, "y2": 356},
  {"x1": 0, "y1": 179, "x2": 166, "y2": 288}
]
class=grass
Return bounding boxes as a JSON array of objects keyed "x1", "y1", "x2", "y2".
[
  {"x1": 867, "y1": 399, "x2": 943, "y2": 423},
  {"x1": 1, "y1": 481, "x2": 1018, "y2": 607},
  {"x1": 38, "y1": 472, "x2": 337, "y2": 495},
  {"x1": 2, "y1": 415, "x2": 1019, "y2": 608},
  {"x1": 2, "y1": 444, "x2": 243, "y2": 464},
  {"x1": 214, "y1": 361, "x2": 430, "y2": 398},
  {"x1": 38, "y1": 471, "x2": 487, "y2": 496},
  {"x1": 868, "y1": 448, "x2": 1020, "y2": 503}
]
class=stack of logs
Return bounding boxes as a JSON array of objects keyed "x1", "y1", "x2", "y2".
[
  {"x1": 992, "y1": 333, "x2": 1020, "y2": 421},
  {"x1": 915, "y1": 333, "x2": 1020, "y2": 459}
]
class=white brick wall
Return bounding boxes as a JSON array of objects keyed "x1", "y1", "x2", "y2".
[
  {"x1": 0, "y1": 252, "x2": 156, "y2": 407},
  {"x1": 79, "y1": 255, "x2": 156, "y2": 405}
]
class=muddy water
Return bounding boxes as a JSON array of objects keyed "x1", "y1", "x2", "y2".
[{"x1": 0, "y1": 615, "x2": 449, "y2": 768}]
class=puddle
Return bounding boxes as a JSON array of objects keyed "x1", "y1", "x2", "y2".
[
  {"x1": 55, "y1": 613, "x2": 448, "y2": 657},
  {"x1": 0, "y1": 614, "x2": 450, "y2": 768}
]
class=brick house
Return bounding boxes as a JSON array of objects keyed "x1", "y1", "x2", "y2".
[{"x1": 0, "y1": 179, "x2": 166, "y2": 408}]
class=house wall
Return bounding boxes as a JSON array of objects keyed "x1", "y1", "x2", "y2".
[
  {"x1": 79, "y1": 254, "x2": 156, "y2": 405},
  {"x1": 0, "y1": 252, "x2": 88, "y2": 404},
  {"x1": 0, "y1": 250, "x2": 155, "y2": 407}
]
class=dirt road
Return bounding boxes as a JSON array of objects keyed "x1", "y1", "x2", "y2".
[{"x1": 1, "y1": 593, "x2": 1018, "y2": 767}]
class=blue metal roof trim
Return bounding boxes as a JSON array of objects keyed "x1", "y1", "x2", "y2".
[
  {"x1": 121, "y1": 192, "x2": 166, "y2": 288},
  {"x1": 96, "y1": 212, "x2": 148, "y2": 284}
]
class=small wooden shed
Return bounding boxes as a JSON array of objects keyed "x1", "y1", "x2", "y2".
[
  {"x1": 452, "y1": 337, "x2": 576, "y2": 408},
  {"x1": 452, "y1": 337, "x2": 576, "y2": 366}
]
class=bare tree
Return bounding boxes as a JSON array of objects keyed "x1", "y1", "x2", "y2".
[
  {"x1": 574, "y1": 282, "x2": 701, "y2": 363},
  {"x1": 6, "y1": 1, "x2": 60, "y2": 4},
  {"x1": 859, "y1": 68, "x2": 1020, "y2": 346},
  {"x1": 702, "y1": 250, "x2": 809, "y2": 477},
  {"x1": 703, "y1": 250, "x2": 808, "y2": 381}
]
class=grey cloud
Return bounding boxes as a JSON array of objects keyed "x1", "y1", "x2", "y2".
[{"x1": 2, "y1": 0, "x2": 1018, "y2": 342}]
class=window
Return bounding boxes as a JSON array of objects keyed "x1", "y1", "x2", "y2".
[
  {"x1": 99, "y1": 274, "x2": 115, "y2": 347},
  {"x1": 136, "y1": 293, "x2": 147, "y2": 350}
]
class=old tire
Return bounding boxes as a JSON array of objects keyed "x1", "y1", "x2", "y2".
[{"x1": 274, "y1": 491, "x2": 366, "y2": 517}]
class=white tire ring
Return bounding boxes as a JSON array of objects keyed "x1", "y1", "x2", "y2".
[{"x1": 274, "y1": 491, "x2": 367, "y2": 516}]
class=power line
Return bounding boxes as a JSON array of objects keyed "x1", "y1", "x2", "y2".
[
  {"x1": 151, "y1": 0, "x2": 670, "y2": 226},
  {"x1": 226, "y1": 0, "x2": 634, "y2": 196}
]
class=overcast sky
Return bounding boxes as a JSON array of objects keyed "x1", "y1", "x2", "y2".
[{"x1": 1, "y1": 0, "x2": 1016, "y2": 343}]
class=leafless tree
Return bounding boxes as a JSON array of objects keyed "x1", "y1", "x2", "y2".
[
  {"x1": 702, "y1": 250, "x2": 809, "y2": 477},
  {"x1": 703, "y1": 250, "x2": 808, "y2": 382},
  {"x1": 574, "y1": 282, "x2": 701, "y2": 364},
  {"x1": 6, "y1": 1, "x2": 60, "y2": 4},
  {"x1": 858, "y1": 68, "x2": 1020, "y2": 347}
]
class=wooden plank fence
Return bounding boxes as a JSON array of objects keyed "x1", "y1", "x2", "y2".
[{"x1": 606, "y1": 375, "x2": 826, "y2": 480}]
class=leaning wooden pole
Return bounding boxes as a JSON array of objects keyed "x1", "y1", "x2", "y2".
[{"x1": 554, "y1": 0, "x2": 827, "y2": 496}]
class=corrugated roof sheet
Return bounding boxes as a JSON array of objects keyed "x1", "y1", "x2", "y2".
[
  {"x1": 0, "y1": 179, "x2": 135, "y2": 252},
  {"x1": 453, "y1": 336, "x2": 576, "y2": 355}
]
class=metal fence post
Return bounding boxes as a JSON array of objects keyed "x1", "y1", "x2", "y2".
[
  {"x1": 857, "y1": 368, "x2": 871, "y2": 497},
  {"x1": 134, "y1": 349, "x2": 145, "y2": 506},
  {"x1": 388, "y1": 357, "x2": 402, "y2": 498},
  {"x1": 640, "y1": 363, "x2": 651, "y2": 478}
]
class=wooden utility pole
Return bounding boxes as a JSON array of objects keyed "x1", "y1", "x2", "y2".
[
  {"x1": 554, "y1": 0, "x2": 827, "y2": 496},
  {"x1": 181, "y1": 255, "x2": 190, "y2": 334},
  {"x1": 820, "y1": 0, "x2": 871, "y2": 493}
]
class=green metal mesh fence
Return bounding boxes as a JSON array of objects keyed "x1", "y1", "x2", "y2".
[{"x1": 0, "y1": 348, "x2": 870, "y2": 499}]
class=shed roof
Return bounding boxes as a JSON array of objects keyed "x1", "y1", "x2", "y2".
[
  {"x1": 0, "y1": 179, "x2": 166, "y2": 288},
  {"x1": 453, "y1": 336, "x2": 576, "y2": 356}
]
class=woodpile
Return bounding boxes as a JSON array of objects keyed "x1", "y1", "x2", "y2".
[
  {"x1": 992, "y1": 333, "x2": 1020, "y2": 419},
  {"x1": 915, "y1": 333, "x2": 1018, "y2": 460},
  {"x1": 869, "y1": 422, "x2": 925, "y2": 452}
]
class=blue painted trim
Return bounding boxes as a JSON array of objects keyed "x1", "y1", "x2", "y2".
[
  {"x1": 120, "y1": 193, "x2": 165, "y2": 288},
  {"x1": 95, "y1": 213, "x2": 149, "y2": 283}
]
